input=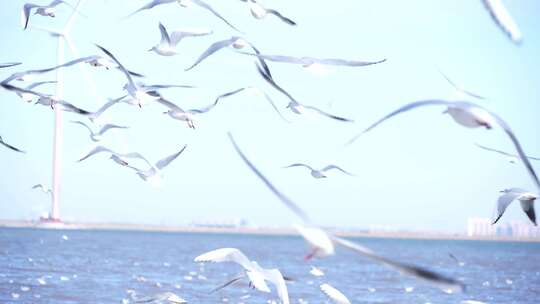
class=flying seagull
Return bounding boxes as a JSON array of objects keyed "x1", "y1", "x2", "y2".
[
  {"x1": 35, "y1": 95, "x2": 91, "y2": 115},
  {"x1": 150, "y1": 22, "x2": 212, "y2": 56},
  {"x1": 0, "y1": 135, "x2": 25, "y2": 153},
  {"x1": 1, "y1": 82, "x2": 91, "y2": 115},
  {"x1": 493, "y1": 188, "x2": 537, "y2": 225},
  {"x1": 227, "y1": 132, "x2": 466, "y2": 293},
  {"x1": 438, "y1": 70, "x2": 486, "y2": 100},
  {"x1": 157, "y1": 98, "x2": 207, "y2": 129},
  {"x1": 154, "y1": 87, "x2": 276, "y2": 128},
  {"x1": 255, "y1": 62, "x2": 354, "y2": 122},
  {"x1": 32, "y1": 184, "x2": 52, "y2": 195},
  {"x1": 134, "y1": 292, "x2": 187, "y2": 304},
  {"x1": 0, "y1": 55, "x2": 139, "y2": 84},
  {"x1": 475, "y1": 143, "x2": 540, "y2": 164},
  {"x1": 2, "y1": 61, "x2": 79, "y2": 83},
  {"x1": 481, "y1": 0, "x2": 522, "y2": 45},
  {"x1": 320, "y1": 283, "x2": 351, "y2": 304},
  {"x1": 22, "y1": 0, "x2": 75, "y2": 30},
  {"x1": 42, "y1": 55, "x2": 145, "y2": 77},
  {"x1": 346, "y1": 100, "x2": 540, "y2": 193},
  {"x1": 185, "y1": 36, "x2": 272, "y2": 76},
  {"x1": 284, "y1": 163, "x2": 354, "y2": 178},
  {"x1": 195, "y1": 248, "x2": 290, "y2": 304},
  {"x1": 16, "y1": 81, "x2": 56, "y2": 102},
  {"x1": 127, "y1": 0, "x2": 241, "y2": 32},
  {"x1": 95, "y1": 44, "x2": 168, "y2": 107},
  {"x1": 240, "y1": 0, "x2": 296, "y2": 25},
  {"x1": 78, "y1": 145, "x2": 186, "y2": 185},
  {"x1": 241, "y1": 52, "x2": 386, "y2": 69},
  {"x1": 78, "y1": 146, "x2": 152, "y2": 166},
  {"x1": 71, "y1": 120, "x2": 128, "y2": 142},
  {"x1": 0, "y1": 62, "x2": 22, "y2": 69},
  {"x1": 119, "y1": 145, "x2": 187, "y2": 185}
]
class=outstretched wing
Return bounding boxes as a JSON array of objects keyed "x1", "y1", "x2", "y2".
[
  {"x1": 194, "y1": 247, "x2": 253, "y2": 270},
  {"x1": 185, "y1": 37, "x2": 235, "y2": 71},
  {"x1": 320, "y1": 283, "x2": 351, "y2": 304},
  {"x1": 57, "y1": 100, "x2": 92, "y2": 115},
  {"x1": 489, "y1": 110, "x2": 540, "y2": 192},
  {"x1": 266, "y1": 9, "x2": 296, "y2": 26},
  {"x1": 22, "y1": 4, "x2": 39, "y2": 30},
  {"x1": 254, "y1": 59, "x2": 297, "y2": 102},
  {"x1": 0, "y1": 62, "x2": 22, "y2": 68},
  {"x1": 493, "y1": 191, "x2": 521, "y2": 224},
  {"x1": 26, "y1": 81, "x2": 56, "y2": 90},
  {"x1": 481, "y1": 0, "x2": 522, "y2": 44},
  {"x1": 331, "y1": 235, "x2": 465, "y2": 293},
  {"x1": 155, "y1": 145, "x2": 187, "y2": 170},
  {"x1": 228, "y1": 133, "x2": 313, "y2": 224},
  {"x1": 321, "y1": 165, "x2": 354, "y2": 176},
  {"x1": 475, "y1": 143, "x2": 540, "y2": 161},
  {"x1": 0, "y1": 137, "x2": 25, "y2": 153},
  {"x1": 78, "y1": 146, "x2": 115, "y2": 162},
  {"x1": 439, "y1": 70, "x2": 486, "y2": 100},
  {"x1": 284, "y1": 163, "x2": 314, "y2": 171},
  {"x1": 209, "y1": 275, "x2": 245, "y2": 294},
  {"x1": 170, "y1": 28, "x2": 212, "y2": 46},
  {"x1": 347, "y1": 99, "x2": 452, "y2": 145},
  {"x1": 262, "y1": 268, "x2": 289, "y2": 304},
  {"x1": 190, "y1": 0, "x2": 241, "y2": 32},
  {"x1": 303, "y1": 104, "x2": 354, "y2": 122},
  {"x1": 99, "y1": 124, "x2": 128, "y2": 136},
  {"x1": 520, "y1": 200, "x2": 537, "y2": 225},
  {"x1": 71, "y1": 120, "x2": 94, "y2": 135},
  {"x1": 314, "y1": 57, "x2": 386, "y2": 67},
  {"x1": 158, "y1": 22, "x2": 171, "y2": 45},
  {"x1": 95, "y1": 44, "x2": 136, "y2": 89},
  {"x1": 89, "y1": 95, "x2": 127, "y2": 122},
  {"x1": 127, "y1": 0, "x2": 176, "y2": 18}
]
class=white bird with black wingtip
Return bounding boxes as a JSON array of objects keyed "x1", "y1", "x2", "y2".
[
  {"x1": 493, "y1": 188, "x2": 537, "y2": 226},
  {"x1": 195, "y1": 248, "x2": 290, "y2": 304}
]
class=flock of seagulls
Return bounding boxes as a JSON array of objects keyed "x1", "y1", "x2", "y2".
[{"x1": 1, "y1": 0, "x2": 536, "y2": 303}]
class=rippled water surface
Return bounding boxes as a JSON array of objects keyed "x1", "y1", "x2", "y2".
[{"x1": 1, "y1": 228, "x2": 540, "y2": 303}]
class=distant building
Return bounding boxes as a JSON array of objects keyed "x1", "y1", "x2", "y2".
[
  {"x1": 467, "y1": 218, "x2": 539, "y2": 238},
  {"x1": 190, "y1": 218, "x2": 248, "y2": 228}
]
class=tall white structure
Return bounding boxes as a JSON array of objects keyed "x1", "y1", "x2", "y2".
[{"x1": 30, "y1": 0, "x2": 89, "y2": 222}]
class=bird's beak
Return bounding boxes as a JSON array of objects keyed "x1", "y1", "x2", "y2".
[
  {"x1": 162, "y1": 111, "x2": 168, "y2": 114},
  {"x1": 148, "y1": 48, "x2": 153, "y2": 52},
  {"x1": 441, "y1": 109, "x2": 448, "y2": 114}
]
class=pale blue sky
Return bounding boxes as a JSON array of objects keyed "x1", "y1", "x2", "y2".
[{"x1": 1, "y1": 0, "x2": 539, "y2": 232}]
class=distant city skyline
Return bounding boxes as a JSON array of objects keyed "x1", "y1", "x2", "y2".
[{"x1": 1, "y1": 1, "x2": 539, "y2": 232}]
